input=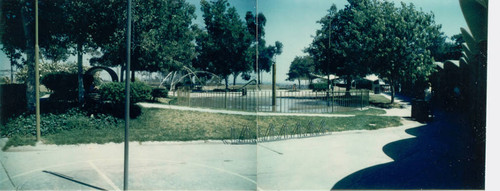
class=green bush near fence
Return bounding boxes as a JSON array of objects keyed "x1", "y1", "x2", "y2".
[
  {"x1": 152, "y1": 88, "x2": 169, "y2": 101},
  {"x1": 100, "y1": 81, "x2": 152, "y2": 104},
  {"x1": 310, "y1": 83, "x2": 328, "y2": 91}
]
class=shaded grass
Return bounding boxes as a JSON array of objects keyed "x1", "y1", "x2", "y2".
[
  {"x1": 2, "y1": 135, "x2": 37, "y2": 151},
  {"x1": 369, "y1": 94, "x2": 403, "y2": 108},
  {"x1": 333, "y1": 108, "x2": 386, "y2": 115},
  {"x1": 3, "y1": 107, "x2": 401, "y2": 150},
  {"x1": 258, "y1": 115, "x2": 401, "y2": 132}
]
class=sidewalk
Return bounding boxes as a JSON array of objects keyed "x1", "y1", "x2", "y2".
[
  {"x1": 139, "y1": 102, "x2": 355, "y2": 117},
  {"x1": 0, "y1": 93, "x2": 424, "y2": 190}
]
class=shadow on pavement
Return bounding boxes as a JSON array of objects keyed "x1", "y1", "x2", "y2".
[{"x1": 332, "y1": 112, "x2": 485, "y2": 190}]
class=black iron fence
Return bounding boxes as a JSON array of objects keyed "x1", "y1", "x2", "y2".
[
  {"x1": 176, "y1": 89, "x2": 369, "y2": 113},
  {"x1": 222, "y1": 120, "x2": 332, "y2": 144}
]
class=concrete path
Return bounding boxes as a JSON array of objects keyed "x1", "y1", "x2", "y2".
[
  {"x1": 139, "y1": 103, "x2": 355, "y2": 117},
  {"x1": 0, "y1": 93, "x2": 426, "y2": 190}
]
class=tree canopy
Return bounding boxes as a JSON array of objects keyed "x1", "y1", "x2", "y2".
[
  {"x1": 244, "y1": 12, "x2": 283, "y2": 85},
  {"x1": 306, "y1": 0, "x2": 443, "y2": 102},
  {"x1": 194, "y1": 0, "x2": 252, "y2": 89},
  {"x1": 286, "y1": 55, "x2": 314, "y2": 88},
  {"x1": 91, "y1": 0, "x2": 197, "y2": 74}
]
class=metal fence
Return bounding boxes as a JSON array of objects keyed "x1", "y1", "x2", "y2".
[{"x1": 176, "y1": 89, "x2": 369, "y2": 113}]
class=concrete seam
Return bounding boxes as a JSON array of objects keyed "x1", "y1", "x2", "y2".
[
  {"x1": 88, "y1": 161, "x2": 121, "y2": 191},
  {"x1": 0, "y1": 160, "x2": 16, "y2": 188}
]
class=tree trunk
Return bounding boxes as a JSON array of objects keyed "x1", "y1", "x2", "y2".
[
  {"x1": 225, "y1": 76, "x2": 229, "y2": 90},
  {"x1": 258, "y1": 70, "x2": 262, "y2": 85},
  {"x1": 120, "y1": 66, "x2": 124, "y2": 82},
  {"x1": 77, "y1": 43, "x2": 84, "y2": 104},
  {"x1": 10, "y1": 57, "x2": 14, "y2": 83},
  {"x1": 21, "y1": 4, "x2": 36, "y2": 112},
  {"x1": 298, "y1": 79, "x2": 301, "y2": 90},
  {"x1": 131, "y1": 70, "x2": 136, "y2": 82},
  {"x1": 327, "y1": 74, "x2": 331, "y2": 91},
  {"x1": 390, "y1": 79, "x2": 395, "y2": 104},
  {"x1": 233, "y1": 73, "x2": 238, "y2": 86},
  {"x1": 345, "y1": 76, "x2": 352, "y2": 96}
]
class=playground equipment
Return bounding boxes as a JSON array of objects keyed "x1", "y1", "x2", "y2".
[{"x1": 159, "y1": 66, "x2": 222, "y2": 91}]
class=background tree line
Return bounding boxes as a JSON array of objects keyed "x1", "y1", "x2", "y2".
[
  {"x1": 0, "y1": 0, "x2": 282, "y2": 111},
  {"x1": 297, "y1": 0, "x2": 463, "y2": 103}
]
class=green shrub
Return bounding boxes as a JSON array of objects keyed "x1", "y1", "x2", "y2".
[
  {"x1": 355, "y1": 79, "x2": 372, "y2": 90},
  {"x1": 310, "y1": 83, "x2": 328, "y2": 92},
  {"x1": 100, "y1": 81, "x2": 152, "y2": 104},
  {"x1": 0, "y1": 108, "x2": 121, "y2": 138},
  {"x1": 0, "y1": 84, "x2": 27, "y2": 124},
  {"x1": 152, "y1": 88, "x2": 169, "y2": 100},
  {"x1": 41, "y1": 72, "x2": 78, "y2": 100}
]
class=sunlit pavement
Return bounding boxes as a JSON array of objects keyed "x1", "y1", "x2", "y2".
[
  {"x1": 0, "y1": 141, "x2": 257, "y2": 190},
  {"x1": 0, "y1": 93, "x2": 423, "y2": 190},
  {"x1": 0, "y1": 119, "x2": 421, "y2": 190},
  {"x1": 256, "y1": 119, "x2": 420, "y2": 190}
]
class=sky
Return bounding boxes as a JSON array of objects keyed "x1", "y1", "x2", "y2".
[
  {"x1": 201, "y1": 0, "x2": 469, "y2": 84},
  {"x1": 0, "y1": 0, "x2": 478, "y2": 84}
]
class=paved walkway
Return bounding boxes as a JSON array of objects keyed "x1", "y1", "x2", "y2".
[
  {"x1": 0, "y1": 94, "x2": 429, "y2": 190},
  {"x1": 138, "y1": 103, "x2": 355, "y2": 117}
]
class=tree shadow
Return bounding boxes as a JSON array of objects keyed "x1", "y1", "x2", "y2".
[{"x1": 332, "y1": 113, "x2": 485, "y2": 190}]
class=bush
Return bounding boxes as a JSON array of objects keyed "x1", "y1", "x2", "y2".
[
  {"x1": 310, "y1": 83, "x2": 328, "y2": 92},
  {"x1": 355, "y1": 79, "x2": 372, "y2": 90},
  {"x1": 100, "y1": 81, "x2": 152, "y2": 104},
  {"x1": 0, "y1": 84, "x2": 27, "y2": 124},
  {"x1": 0, "y1": 108, "x2": 121, "y2": 138},
  {"x1": 152, "y1": 88, "x2": 169, "y2": 100},
  {"x1": 41, "y1": 72, "x2": 78, "y2": 101}
]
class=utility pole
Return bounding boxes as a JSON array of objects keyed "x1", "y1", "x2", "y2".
[{"x1": 35, "y1": 0, "x2": 41, "y2": 142}]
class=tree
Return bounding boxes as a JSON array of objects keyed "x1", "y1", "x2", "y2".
[
  {"x1": 0, "y1": 0, "x2": 71, "y2": 111},
  {"x1": 1, "y1": 44, "x2": 22, "y2": 83},
  {"x1": 307, "y1": 0, "x2": 442, "y2": 102},
  {"x1": 245, "y1": 12, "x2": 283, "y2": 85},
  {"x1": 286, "y1": 55, "x2": 314, "y2": 89},
  {"x1": 305, "y1": 4, "x2": 337, "y2": 90},
  {"x1": 195, "y1": 0, "x2": 251, "y2": 89},
  {"x1": 307, "y1": 1, "x2": 376, "y2": 94},
  {"x1": 369, "y1": 1, "x2": 441, "y2": 102},
  {"x1": 91, "y1": 0, "x2": 197, "y2": 81}
]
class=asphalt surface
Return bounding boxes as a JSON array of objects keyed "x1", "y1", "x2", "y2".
[{"x1": 1, "y1": 94, "x2": 456, "y2": 190}]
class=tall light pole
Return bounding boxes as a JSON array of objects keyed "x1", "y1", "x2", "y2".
[
  {"x1": 124, "y1": 0, "x2": 132, "y2": 189},
  {"x1": 35, "y1": 0, "x2": 41, "y2": 142}
]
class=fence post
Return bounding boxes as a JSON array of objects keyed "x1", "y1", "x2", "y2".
[{"x1": 331, "y1": 90, "x2": 335, "y2": 113}]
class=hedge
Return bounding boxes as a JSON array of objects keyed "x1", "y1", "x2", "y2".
[{"x1": 99, "y1": 81, "x2": 152, "y2": 104}]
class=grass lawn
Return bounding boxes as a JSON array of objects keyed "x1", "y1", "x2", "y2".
[
  {"x1": 369, "y1": 94, "x2": 403, "y2": 108},
  {"x1": 2, "y1": 107, "x2": 401, "y2": 150}
]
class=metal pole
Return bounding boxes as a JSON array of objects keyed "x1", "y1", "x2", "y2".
[
  {"x1": 35, "y1": 0, "x2": 41, "y2": 142},
  {"x1": 272, "y1": 62, "x2": 276, "y2": 112},
  {"x1": 124, "y1": 0, "x2": 132, "y2": 189},
  {"x1": 255, "y1": 0, "x2": 259, "y2": 90}
]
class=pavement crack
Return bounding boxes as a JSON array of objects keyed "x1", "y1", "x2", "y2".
[
  {"x1": 258, "y1": 144, "x2": 283, "y2": 155},
  {"x1": 0, "y1": 160, "x2": 16, "y2": 188}
]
